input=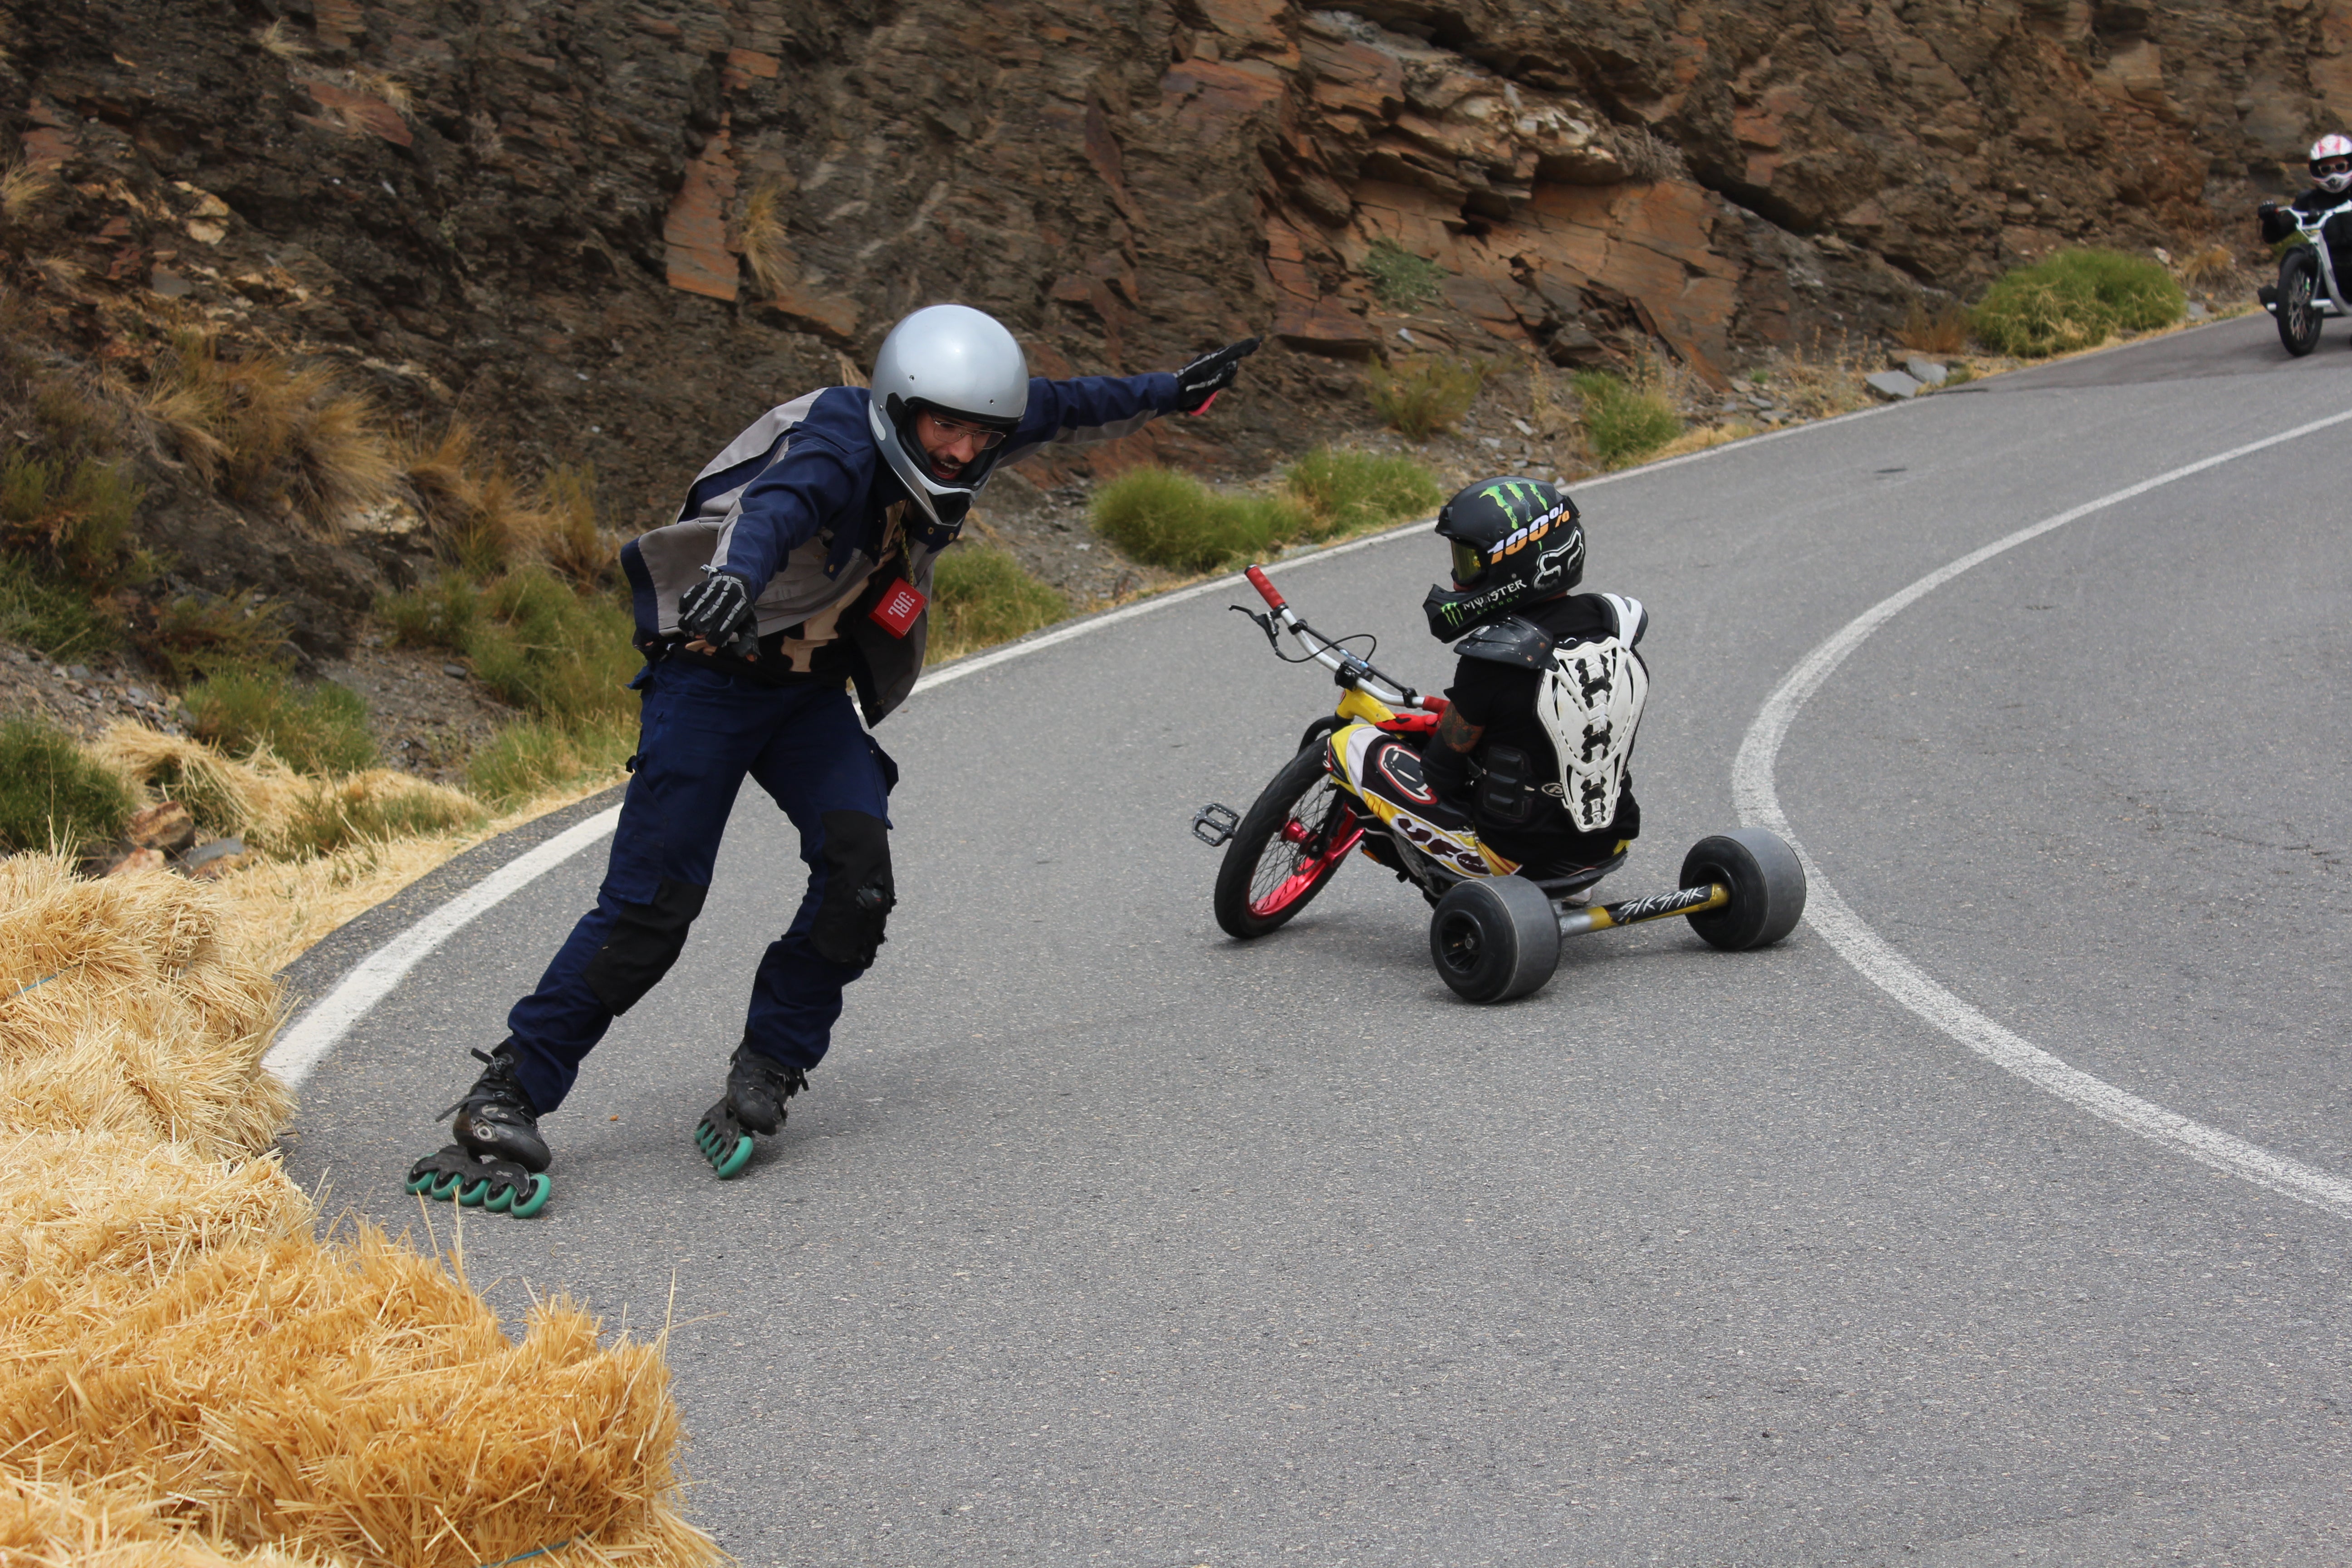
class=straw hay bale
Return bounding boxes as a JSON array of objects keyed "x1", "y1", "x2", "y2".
[
  {"x1": 1, "y1": 1226, "x2": 703, "y2": 1568},
  {"x1": 0, "y1": 1132, "x2": 309, "y2": 1300},
  {"x1": 0, "y1": 856, "x2": 715, "y2": 1568},
  {"x1": 0, "y1": 1472, "x2": 329, "y2": 1567},
  {"x1": 0, "y1": 855, "x2": 287, "y2": 1160}
]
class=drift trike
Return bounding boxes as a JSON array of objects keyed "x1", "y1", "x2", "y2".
[{"x1": 1192, "y1": 567, "x2": 1806, "y2": 1003}]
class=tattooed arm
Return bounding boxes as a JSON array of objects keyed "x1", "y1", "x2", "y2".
[{"x1": 1419, "y1": 703, "x2": 1484, "y2": 803}]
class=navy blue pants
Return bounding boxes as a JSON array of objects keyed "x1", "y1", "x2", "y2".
[{"x1": 503, "y1": 661, "x2": 895, "y2": 1115}]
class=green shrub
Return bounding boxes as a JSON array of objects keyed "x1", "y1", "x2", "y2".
[
  {"x1": 1090, "y1": 467, "x2": 1306, "y2": 573},
  {"x1": 1572, "y1": 371, "x2": 1683, "y2": 467},
  {"x1": 467, "y1": 714, "x2": 637, "y2": 809},
  {"x1": 1971, "y1": 248, "x2": 2185, "y2": 358},
  {"x1": 1367, "y1": 358, "x2": 1486, "y2": 440},
  {"x1": 0, "y1": 553, "x2": 117, "y2": 659},
  {"x1": 183, "y1": 668, "x2": 377, "y2": 776},
  {"x1": 0, "y1": 716, "x2": 134, "y2": 853},
  {"x1": 0, "y1": 451, "x2": 143, "y2": 585},
  {"x1": 1284, "y1": 447, "x2": 1443, "y2": 540},
  {"x1": 929, "y1": 547, "x2": 1068, "y2": 659},
  {"x1": 278, "y1": 780, "x2": 482, "y2": 858},
  {"x1": 382, "y1": 568, "x2": 636, "y2": 725},
  {"x1": 380, "y1": 573, "x2": 480, "y2": 652},
  {"x1": 466, "y1": 568, "x2": 638, "y2": 723},
  {"x1": 1360, "y1": 240, "x2": 1446, "y2": 310},
  {"x1": 139, "y1": 591, "x2": 294, "y2": 681}
]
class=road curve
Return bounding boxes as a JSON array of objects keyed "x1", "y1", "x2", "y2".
[{"x1": 286, "y1": 312, "x2": 2352, "y2": 1566}]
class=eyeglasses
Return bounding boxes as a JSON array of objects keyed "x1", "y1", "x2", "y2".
[
  {"x1": 2318, "y1": 159, "x2": 2351, "y2": 176},
  {"x1": 917, "y1": 411, "x2": 1008, "y2": 451}
]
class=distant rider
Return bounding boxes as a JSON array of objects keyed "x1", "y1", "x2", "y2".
[
  {"x1": 1415, "y1": 476, "x2": 1646, "y2": 885},
  {"x1": 421, "y1": 306, "x2": 1259, "y2": 1191},
  {"x1": 2259, "y1": 132, "x2": 2352, "y2": 282}
]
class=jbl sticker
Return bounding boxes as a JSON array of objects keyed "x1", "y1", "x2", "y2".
[{"x1": 867, "y1": 580, "x2": 926, "y2": 638}]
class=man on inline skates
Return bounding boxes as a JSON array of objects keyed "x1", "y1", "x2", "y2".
[
  {"x1": 409, "y1": 306, "x2": 1259, "y2": 1209},
  {"x1": 1370, "y1": 477, "x2": 1646, "y2": 893}
]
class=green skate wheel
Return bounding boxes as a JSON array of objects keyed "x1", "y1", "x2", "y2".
[
  {"x1": 456, "y1": 1177, "x2": 490, "y2": 1207},
  {"x1": 485, "y1": 1180, "x2": 515, "y2": 1214},
  {"x1": 427, "y1": 1171, "x2": 465, "y2": 1201},
  {"x1": 508, "y1": 1174, "x2": 551, "y2": 1218},
  {"x1": 714, "y1": 1134, "x2": 754, "y2": 1180},
  {"x1": 404, "y1": 1171, "x2": 430, "y2": 1195}
]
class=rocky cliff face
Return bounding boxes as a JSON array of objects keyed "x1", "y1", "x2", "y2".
[{"x1": 5, "y1": 0, "x2": 2349, "y2": 617}]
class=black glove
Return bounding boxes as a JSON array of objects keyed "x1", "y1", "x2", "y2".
[
  {"x1": 1174, "y1": 337, "x2": 1261, "y2": 413},
  {"x1": 677, "y1": 569, "x2": 758, "y2": 659},
  {"x1": 2259, "y1": 202, "x2": 2289, "y2": 243}
]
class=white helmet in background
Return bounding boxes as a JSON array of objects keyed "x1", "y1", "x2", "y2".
[
  {"x1": 865, "y1": 304, "x2": 1030, "y2": 525},
  {"x1": 2309, "y1": 132, "x2": 2352, "y2": 193}
]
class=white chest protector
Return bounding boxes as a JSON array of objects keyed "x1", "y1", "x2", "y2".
[{"x1": 1533, "y1": 593, "x2": 1649, "y2": 832}]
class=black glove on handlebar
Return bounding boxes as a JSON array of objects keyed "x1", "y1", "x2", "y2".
[
  {"x1": 678, "y1": 569, "x2": 759, "y2": 660},
  {"x1": 1175, "y1": 337, "x2": 1262, "y2": 413}
]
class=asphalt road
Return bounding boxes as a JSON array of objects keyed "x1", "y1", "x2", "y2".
[{"x1": 287, "y1": 312, "x2": 2352, "y2": 1566}]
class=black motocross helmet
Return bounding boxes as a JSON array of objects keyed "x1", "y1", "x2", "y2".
[{"x1": 1421, "y1": 476, "x2": 1584, "y2": 640}]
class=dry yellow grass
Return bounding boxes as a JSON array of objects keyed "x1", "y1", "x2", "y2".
[
  {"x1": 2, "y1": 157, "x2": 56, "y2": 230},
  {"x1": 83, "y1": 720, "x2": 623, "y2": 972},
  {"x1": 0, "y1": 854, "x2": 713, "y2": 1568},
  {"x1": 254, "y1": 19, "x2": 312, "y2": 61},
  {"x1": 741, "y1": 180, "x2": 793, "y2": 299},
  {"x1": 1646, "y1": 419, "x2": 1763, "y2": 463},
  {"x1": 133, "y1": 333, "x2": 398, "y2": 531},
  {"x1": 398, "y1": 421, "x2": 599, "y2": 576},
  {"x1": 92, "y1": 724, "x2": 478, "y2": 858}
]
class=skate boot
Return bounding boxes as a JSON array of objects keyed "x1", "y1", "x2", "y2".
[
  {"x1": 693, "y1": 1043, "x2": 808, "y2": 1179},
  {"x1": 404, "y1": 1045, "x2": 553, "y2": 1217}
]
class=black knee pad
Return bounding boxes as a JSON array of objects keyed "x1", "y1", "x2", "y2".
[
  {"x1": 583, "y1": 877, "x2": 707, "y2": 1014},
  {"x1": 810, "y1": 810, "x2": 893, "y2": 969}
]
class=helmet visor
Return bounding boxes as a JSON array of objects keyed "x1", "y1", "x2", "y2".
[{"x1": 1450, "y1": 539, "x2": 1488, "y2": 585}]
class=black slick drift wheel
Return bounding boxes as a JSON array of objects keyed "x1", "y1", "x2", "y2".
[
  {"x1": 1213, "y1": 744, "x2": 1357, "y2": 940},
  {"x1": 2277, "y1": 246, "x2": 2323, "y2": 357},
  {"x1": 1680, "y1": 829, "x2": 1807, "y2": 952},
  {"x1": 1428, "y1": 876, "x2": 1561, "y2": 1004}
]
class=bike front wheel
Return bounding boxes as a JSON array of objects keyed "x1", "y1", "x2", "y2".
[
  {"x1": 2278, "y1": 246, "x2": 2323, "y2": 357},
  {"x1": 1212, "y1": 742, "x2": 1360, "y2": 940}
]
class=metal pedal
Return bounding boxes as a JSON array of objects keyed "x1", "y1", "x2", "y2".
[{"x1": 1192, "y1": 803, "x2": 1240, "y2": 847}]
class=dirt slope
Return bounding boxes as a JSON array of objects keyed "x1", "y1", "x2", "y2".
[{"x1": 2, "y1": 0, "x2": 2344, "y2": 623}]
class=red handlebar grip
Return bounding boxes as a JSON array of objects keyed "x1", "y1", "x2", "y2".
[
  {"x1": 1244, "y1": 565, "x2": 1286, "y2": 610},
  {"x1": 1421, "y1": 694, "x2": 1450, "y2": 713}
]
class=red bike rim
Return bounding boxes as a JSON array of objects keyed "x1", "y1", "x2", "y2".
[{"x1": 1248, "y1": 795, "x2": 1363, "y2": 916}]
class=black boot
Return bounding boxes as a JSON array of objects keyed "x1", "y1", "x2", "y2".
[
  {"x1": 722, "y1": 1042, "x2": 807, "y2": 1136},
  {"x1": 442, "y1": 1044, "x2": 550, "y2": 1174},
  {"x1": 694, "y1": 1044, "x2": 807, "y2": 1178}
]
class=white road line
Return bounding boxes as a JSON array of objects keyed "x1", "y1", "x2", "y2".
[
  {"x1": 264, "y1": 395, "x2": 1913, "y2": 1088},
  {"x1": 263, "y1": 808, "x2": 623, "y2": 1087},
  {"x1": 1733, "y1": 407, "x2": 2352, "y2": 1218}
]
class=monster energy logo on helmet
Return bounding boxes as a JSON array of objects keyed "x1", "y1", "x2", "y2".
[{"x1": 1421, "y1": 475, "x2": 1586, "y2": 641}]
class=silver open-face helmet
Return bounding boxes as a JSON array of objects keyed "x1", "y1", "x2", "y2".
[{"x1": 866, "y1": 304, "x2": 1030, "y2": 525}]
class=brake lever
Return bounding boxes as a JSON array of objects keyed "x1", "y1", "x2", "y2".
[{"x1": 1230, "y1": 603, "x2": 1282, "y2": 652}]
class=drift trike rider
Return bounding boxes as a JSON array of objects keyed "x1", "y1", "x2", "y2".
[
  {"x1": 407, "y1": 307, "x2": 1259, "y2": 1211},
  {"x1": 1327, "y1": 475, "x2": 1648, "y2": 901}
]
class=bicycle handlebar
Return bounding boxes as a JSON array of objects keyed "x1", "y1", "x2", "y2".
[{"x1": 1239, "y1": 562, "x2": 1433, "y2": 710}]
